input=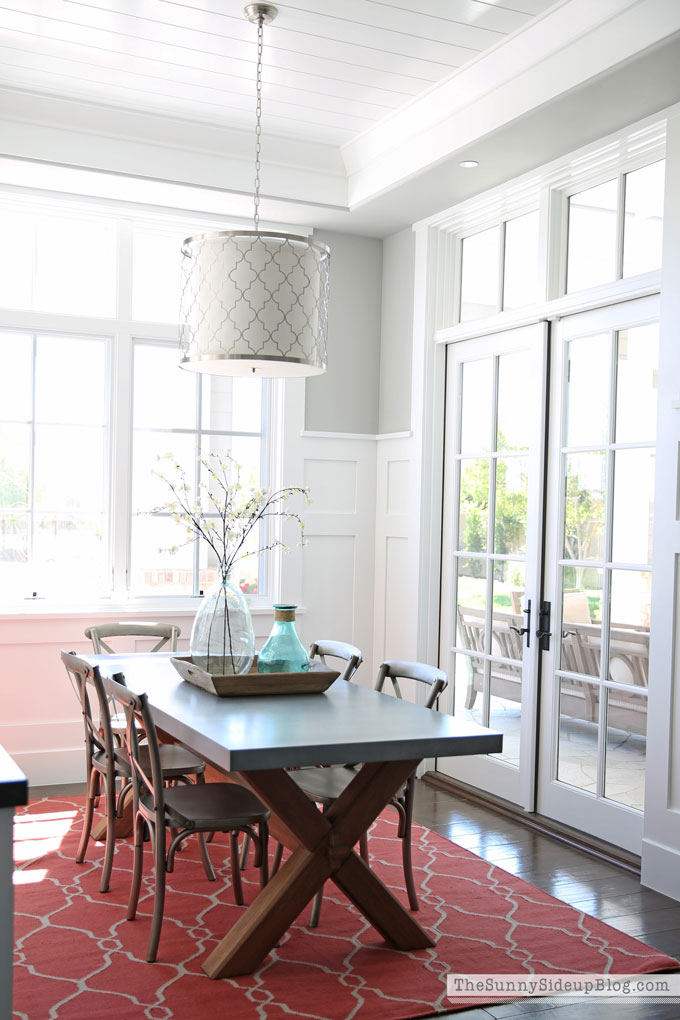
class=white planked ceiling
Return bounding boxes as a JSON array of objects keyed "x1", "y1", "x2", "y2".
[{"x1": 0, "y1": 0, "x2": 560, "y2": 148}]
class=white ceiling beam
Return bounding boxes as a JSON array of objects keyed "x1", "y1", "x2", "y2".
[{"x1": 0, "y1": 89, "x2": 349, "y2": 209}]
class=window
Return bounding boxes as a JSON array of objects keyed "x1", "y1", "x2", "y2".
[
  {"x1": 0, "y1": 331, "x2": 109, "y2": 598},
  {"x1": 132, "y1": 225, "x2": 186, "y2": 323},
  {"x1": 459, "y1": 211, "x2": 541, "y2": 323},
  {"x1": 0, "y1": 203, "x2": 116, "y2": 316},
  {"x1": 0, "y1": 193, "x2": 271, "y2": 604},
  {"x1": 130, "y1": 342, "x2": 266, "y2": 597},
  {"x1": 566, "y1": 159, "x2": 665, "y2": 293}
]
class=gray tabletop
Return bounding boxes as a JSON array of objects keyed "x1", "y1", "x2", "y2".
[
  {"x1": 0, "y1": 744, "x2": 28, "y2": 809},
  {"x1": 88, "y1": 653, "x2": 502, "y2": 772}
]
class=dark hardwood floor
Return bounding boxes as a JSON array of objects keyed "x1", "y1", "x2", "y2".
[
  {"x1": 412, "y1": 779, "x2": 680, "y2": 1020},
  {"x1": 29, "y1": 778, "x2": 680, "y2": 1019}
]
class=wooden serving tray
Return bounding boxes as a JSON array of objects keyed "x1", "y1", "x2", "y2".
[{"x1": 170, "y1": 655, "x2": 340, "y2": 697}]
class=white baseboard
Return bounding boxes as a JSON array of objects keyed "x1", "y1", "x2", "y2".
[
  {"x1": 12, "y1": 748, "x2": 85, "y2": 788},
  {"x1": 640, "y1": 836, "x2": 680, "y2": 900}
]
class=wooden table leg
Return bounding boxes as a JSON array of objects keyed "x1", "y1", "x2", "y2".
[
  {"x1": 202, "y1": 758, "x2": 433, "y2": 979},
  {"x1": 91, "y1": 784, "x2": 133, "y2": 841}
]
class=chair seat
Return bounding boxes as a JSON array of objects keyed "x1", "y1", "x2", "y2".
[
  {"x1": 291, "y1": 765, "x2": 360, "y2": 804},
  {"x1": 292, "y1": 764, "x2": 408, "y2": 806},
  {"x1": 107, "y1": 743, "x2": 206, "y2": 778},
  {"x1": 144, "y1": 782, "x2": 269, "y2": 830}
]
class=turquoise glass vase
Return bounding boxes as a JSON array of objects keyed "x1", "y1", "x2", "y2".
[{"x1": 258, "y1": 605, "x2": 309, "y2": 673}]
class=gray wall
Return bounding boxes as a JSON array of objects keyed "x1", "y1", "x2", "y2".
[
  {"x1": 378, "y1": 227, "x2": 415, "y2": 435},
  {"x1": 305, "y1": 230, "x2": 382, "y2": 434}
]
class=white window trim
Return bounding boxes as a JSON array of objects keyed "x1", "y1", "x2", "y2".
[
  {"x1": 0, "y1": 190, "x2": 307, "y2": 616},
  {"x1": 420, "y1": 111, "x2": 667, "y2": 335}
]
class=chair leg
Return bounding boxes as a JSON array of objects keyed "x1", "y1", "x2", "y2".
[
  {"x1": 309, "y1": 803, "x2": 329, "y2": 928},
  {"x1": 198, "y1": 832, "x2": 216, "y2": 883},
  {"x1": 359, "y1": 831, "x2": 369, "y2": 862},
  {"x1": 99, "y1": 773, "x2": 117, "y2": 893},
  {"x1": 195, "y1": 773, "x2": 215, "y2": 844},
  {"x1": 147, "y1": 814, "x2": 167, "y2": 963},
  {"x1": 127, "y1": 813, "x2": 145, "y2": 921},
  {"x1": 229, "y1": 832, "x2": 244, "y2": 906},
  {"x1": 309, "y1": 886, "x2": 324, "y2": 929},
  {"x1": 271, "y1": 841, "x2": 283, "y2": 876},
  {"x1": 258, "y1": 820, "x2": 269, "y2": 889},
  {"x1": 76, "y1": 767, "x2": 98, "y2": 864},
  {"x1": 401, "y1": 776, "x2": 419, "y2": 912},
  {"x1": 240, "y1": 831, "x2": 252, "y2": 870}
]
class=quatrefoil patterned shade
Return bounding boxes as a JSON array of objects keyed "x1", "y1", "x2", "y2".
[{"x1": 179, "y1": 230, "x2": 330, "y2": 377}]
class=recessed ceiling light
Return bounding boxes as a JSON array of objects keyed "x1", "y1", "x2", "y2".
[{"x1": 459, "y1": 160, "x2": 479, "y2": 169}]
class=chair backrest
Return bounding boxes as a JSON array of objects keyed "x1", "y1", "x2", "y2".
[
  {"x1": 84, "y1": 622, "x2": 180, "y2": 655},
  {"x1": 309, "y1": 639, "x2": 363, "y2": 682},
  {"x1": 61, "y1": 650, "x2": 116, "y2": 768},
  {"x1": 104, "y1": 673, "x2": 165, "y2": 816},
  {"x1": 374, "y1": 659, "x2": 448, "y2": 709}
]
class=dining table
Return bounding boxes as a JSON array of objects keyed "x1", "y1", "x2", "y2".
[{"x1": 86, "y1": 652, "x2": 502, "y2": 979}]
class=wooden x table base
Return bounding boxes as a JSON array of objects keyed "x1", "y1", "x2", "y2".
[{"x1": 202, "y1": 757, "x2": 433, "y2": 979}]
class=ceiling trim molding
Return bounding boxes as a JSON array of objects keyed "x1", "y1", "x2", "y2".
[
  {"x1": 342, "y1": 0, "x2": 680, "y2": 207},
  {"x1": 0, "y1": 87, "x2": 348, "y2": 209},
  {"x1": 418, "y1": 113, "x2": 668, "y2": 235}
]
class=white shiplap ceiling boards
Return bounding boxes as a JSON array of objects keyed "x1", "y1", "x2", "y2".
[
  {"x1": 0, "y1": 0, "x2": 557, "y2": 145},
  {"x1": 1, "y1": 0, "x2": 680, "y2": 235}
]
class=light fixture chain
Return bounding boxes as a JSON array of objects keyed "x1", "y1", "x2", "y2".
[{"x1": 254, "y1": 14, "x2": 264, "y2": 231}]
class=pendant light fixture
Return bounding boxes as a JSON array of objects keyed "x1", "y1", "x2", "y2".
[{"x1": 178, "y1": 4, "x2": 330, "y2": 377}]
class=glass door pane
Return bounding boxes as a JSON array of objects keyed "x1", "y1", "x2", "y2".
[
  {"x1": 538, "y1": 298, "x2": 658, "y2": 854},
  {"x1": 438, "y1": 323, "x2": 547, "y2": 809}
]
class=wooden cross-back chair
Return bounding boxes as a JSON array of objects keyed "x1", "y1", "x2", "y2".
[
  {"x1": 240, "y1": 639, "x2": 363, "y2": 873},
  {"x1": 308, "y1": 639, "x2": 363, "y2": 682},
  {"x1": 61, "y1": 650, "x2": 209, "y2": 894},
  {"x1": 84, "y1": 622, "x2": 180, "y2": 655},
  {"x1": 285, "y1": 658, "x2": 447, "y2": 928},
  {"x1": 105, "y1": 672, "x2": 271, "y2": 963}
]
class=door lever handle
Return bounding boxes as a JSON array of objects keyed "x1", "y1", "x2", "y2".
[{"x1": 510, "y1": 600, "x2": 531, "y2": 648}]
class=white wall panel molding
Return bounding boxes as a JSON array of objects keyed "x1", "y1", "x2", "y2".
[
  {"x1": 373, "y1": 436, "x2": 413, "y2": 670},
  {"x1": 641, "y1": 111, "x2": 680, "y2": 898},
  {"x1": 0, "y1": 601, "x2": 283, "y2": 786},
  {"x1": 9, "y1": 749, "x2": 84, "y2": 788},
  {"x1": 296, "y1": 436, "x2": 377, "y2": 690},
  {"x1": 343, "y1": 0, "x2": 680, "y2": 206},
  {"x1": 300, "y1": 431, "x2": 413, "y2": 442},
  {"x1": 641, "y1": 837, "x2": 680, "y2": 899},
  {"x1": 300, "y1": 431, "x2": 377, "y2": 441}
]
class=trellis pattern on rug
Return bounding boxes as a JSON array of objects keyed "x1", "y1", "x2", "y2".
[{"x1": 12, "y1": 796, "x2": 679, "y2": 1020}]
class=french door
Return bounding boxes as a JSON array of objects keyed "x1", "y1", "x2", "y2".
[
  {"x1": 537, "y1": 296, "x2": 658, "y2": 853},
  {"x1": 437, "y1": 297, "x2": 659, "y2": 852},
  {"x1": 438, "y1": 323, "x2": 548, "y2": 809}
]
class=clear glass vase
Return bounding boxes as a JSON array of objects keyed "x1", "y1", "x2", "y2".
[
  {"x1": 258, "y1": 604, "x2": 309, "y2": 673},
  {"x1": 190, "y1": 574, "x2": 255, "y2": 676}
]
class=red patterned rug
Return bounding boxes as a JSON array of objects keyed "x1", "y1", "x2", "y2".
[{"x1": 13, "y1": 796, "x2": 678, "y2": 1019}]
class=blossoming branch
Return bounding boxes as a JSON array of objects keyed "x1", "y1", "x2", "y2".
[{"x1": 152, "y1": 451, "x2": 310, "y2": 581}]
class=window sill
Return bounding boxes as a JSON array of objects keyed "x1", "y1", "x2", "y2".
[{"x1": 0, "y1": 596, "x2": 293, "y2": 621}]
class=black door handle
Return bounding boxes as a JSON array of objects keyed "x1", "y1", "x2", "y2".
[{"x1": 510, "y1": 600, "x2": 531, "y2": 649}]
